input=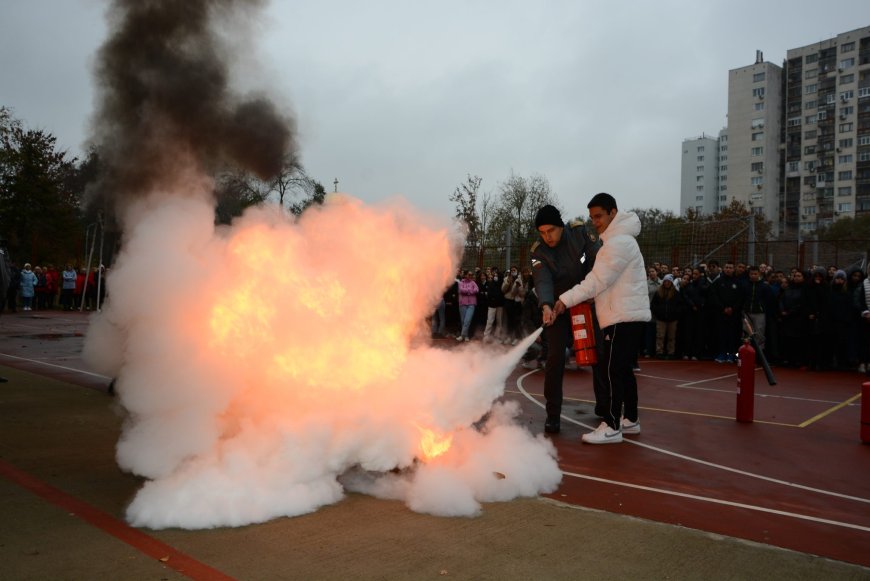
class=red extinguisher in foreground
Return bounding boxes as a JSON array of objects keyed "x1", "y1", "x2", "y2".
[
  {"x1": 736, "y1": 340, "x2": 756, "y2": 422},
  {"x1": 861, "y1": 382, "x2": 870, "y2": 444},
  {"x1": 570, "y1": 303, "x2": 597, "y2": 366}
]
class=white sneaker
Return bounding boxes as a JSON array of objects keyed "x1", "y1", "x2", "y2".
[
  {"x1": 581, "y1": 421, "x2": 623, "y2": 444},
  {"x1": 621, "y1": 417, "x2": 641, "y2": 435},
  {"x1": 456, "y1": 336, "x2": 464, "y2": 342}
]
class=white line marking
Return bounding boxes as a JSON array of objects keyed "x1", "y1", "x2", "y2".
[
  {"x1": 561, "y1": 471, "x2": 870, "y2": 533},
  {"x1": 516, "y1": 370, "x2": 870, "y2": 505},
  {"x1": 0, "y1": 352, "x2": 110, "y2": 379}
]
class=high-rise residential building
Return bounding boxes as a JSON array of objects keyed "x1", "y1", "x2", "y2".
[
  {"x1": 680, "y1": 27, "x2": 870, "y2": 237},
  {"x1": 727, "y1": 51, "x2": 783, "y2": 234},
  {"x1": 680, "y1": 133, "x2": 719, "y2": 214},
  {"x1": 783, "y1": 27, "x2": 869, "y2": 237}
]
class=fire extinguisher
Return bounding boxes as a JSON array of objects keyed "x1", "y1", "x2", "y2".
[
  {"x1": 861, "y1": 382, "x2": 870, "y2": 444},
  {"x1": 570, "y1": 302, "x2": 597, "y2": 366},
  {"x1": 736, "y1": 340, "x2": 756, "y2": 422}
]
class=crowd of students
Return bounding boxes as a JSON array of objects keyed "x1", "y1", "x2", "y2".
[
  {"x1": 435, "y1": 259, "x2": 870, "y2": 374},
  {"x1": 3, "y1": 262, "x2": 106, "y2": 313}
]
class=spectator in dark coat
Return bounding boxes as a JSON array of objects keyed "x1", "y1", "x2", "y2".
[
  {"x1": 650, "y1": 274, "x2": 685, "y2": 359},
  {"x1": 709, "y1": 261, "x2": 744, "y2": 363}
]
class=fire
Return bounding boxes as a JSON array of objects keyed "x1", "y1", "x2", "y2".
[
  {"x1": 85, "y1": 192, "x2": 562, "y2": 529},
  {"x1": 416, "y1": 424, "x2": 454, "y2": 461}
]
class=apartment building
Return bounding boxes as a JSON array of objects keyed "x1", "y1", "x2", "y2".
[
  {"x1": 783, "y1": 27, "x2": 870, "y2": 236},
  {"x1": 681, "y1": 26, "x2": 870, "y2": 237},
  {"x1": 680, "y1": 133, "x2": 719, "y2": 214}
]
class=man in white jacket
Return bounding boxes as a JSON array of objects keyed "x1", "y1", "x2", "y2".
[{"x1": 554, "y1": 193, "x2": 651, "y2": 444}]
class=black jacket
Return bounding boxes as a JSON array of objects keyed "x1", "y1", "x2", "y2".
[{"x1": 530, "y1": 220, "x2": 600, "y2": 308}]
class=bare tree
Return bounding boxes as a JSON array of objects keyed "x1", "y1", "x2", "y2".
[
  {"x1": 265, "y1": 152, "x2": 315, "y2": 210},
  {"x1": 449, "y1": 174, "x2": 483, "y2": 242},
  {"x1": 495, "y1": 172, "x2": 557, "y2": 243}
]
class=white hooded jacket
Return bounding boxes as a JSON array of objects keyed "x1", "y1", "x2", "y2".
[{"x1": 558, "y1": 210, "x2": 651, "y2": 328}]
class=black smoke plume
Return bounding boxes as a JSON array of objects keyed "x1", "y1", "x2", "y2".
[{"x1": 87, "y1": 0, "x2": 294, "y2": 214}]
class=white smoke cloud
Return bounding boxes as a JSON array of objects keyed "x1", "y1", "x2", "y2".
[{"x1": 83, "y1": 177, "x2": 560, "y2": 529}]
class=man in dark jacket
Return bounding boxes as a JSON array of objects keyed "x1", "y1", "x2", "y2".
[
  {"x1": 741, "y1": 265, "x2": 773, "y2": 353},
  {"x1": 530, "y1": 205, "x2": 600, "y2": 434},
  {"x1": 709, "y1": 261, "x2": 744, "y2": 363}
]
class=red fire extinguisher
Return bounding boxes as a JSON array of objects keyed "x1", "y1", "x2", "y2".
[
  {"x1": 570, "y1": 303, "x2": 597, "y2": 366},
  {"x1": 861, "y1": 382, "x2": 870, "y2": 444},
  {"x1": 736, "y1": 340, "x2": 756, "y2": 422}
]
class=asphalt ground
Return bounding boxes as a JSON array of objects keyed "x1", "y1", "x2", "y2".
[{"x1": 1, "y1": 311, "x2": 868, "y2": 580}]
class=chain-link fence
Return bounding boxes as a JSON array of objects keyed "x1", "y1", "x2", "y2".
[{"x1": 462, "y1": 226, "x2": 869, "y2": 273}]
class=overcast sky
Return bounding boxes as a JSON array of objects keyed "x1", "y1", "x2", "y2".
[{"x1": 1, "y1": 1, "x2": 867, "y2": 220}]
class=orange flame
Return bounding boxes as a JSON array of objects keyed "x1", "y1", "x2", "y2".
[{"x1": 416, "y1": 424, "x2": 453, "y2": 461}]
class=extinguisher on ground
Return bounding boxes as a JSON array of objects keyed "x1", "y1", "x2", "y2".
[
  {"x1": 862, "y1": 382, "x2": 870, "y2": 444},
  {"x1": 736, "y1": 340, "x2": 755, "y2": 422},
  {"x1": 570, "y1": 302, "x2": 597, "y2": 366}
]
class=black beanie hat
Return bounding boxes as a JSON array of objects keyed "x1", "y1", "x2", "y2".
[{"x1": 534, "y1": 205, "x2": 563, "y2": 228}]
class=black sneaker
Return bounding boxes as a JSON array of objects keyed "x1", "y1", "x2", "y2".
[{"x1": 544, "y1": 418, "x2": 561, "y2": 434}]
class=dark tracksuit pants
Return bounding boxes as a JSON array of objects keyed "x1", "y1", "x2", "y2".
[
  {"x1": 597, "y1": 321, "x2": 646, "y2": 430},
  {"x1": 543, "y1": 313, "x2": 571, "y2": 420},
  {"x1": 544, "y1": 311, "x2": 606, "y2": 421}
]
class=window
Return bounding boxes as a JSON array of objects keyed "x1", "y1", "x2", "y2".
[
  {"x1": 720, "y1": 172, "x2": 727, "y2": 179},
  {"x1": 696, "y1": 176, "x2": 704, "y2": 182},
  {"x1": 859, "y1": 151, "x2": 870, "y2": 162},
  {"x1": 751, "y1": 118, "x2": 765, "y2": 129},
  {"x1": 752, "y1": 131, "x2": 765, "y2": 140},
  {"x1": 806, "y1": 53, "x2": 819, "y2": 64},
  {"x1": 696, "y1": 165, "x2": 704, "y2": 172},
  {"x1": 841, "y1": 42, "x2": 855, "y2": 53},
  {"x1": 696, "y1": 185, "x2": 703, "y2": 192},
  {"x1": 753, "y1": 87, "x2": 766, "y2": 98},
  {"x1": 804, "y1": 145, "x2": 817, "y2": 155},
  {"x1": 697, "y1": 155, "x2": 704, "y2": 162},
  {"x1": 838, "y1": 186, "x2": 852, "y2": 196},
  {"x1": 859, "y1": 87, "x2": 870, "y2": 98},
  {"x1": 839, "y1": 138, "x2": 853, "y2": 148},
  {"x1": 695, "y1": 206, "x2": 703, "y2": 212},
  {"x1": 840, "y1": 74, "x2": 855, "y2": 84},
  {"x1": 841, "y1": 106, "x2": 854, "y2": 116},
  {"x1": 838, "y1": 203, "x2": 852, "y2": 212},
  {"x1": 838, "y1": 171, "x2": 853, "y2": 180},
  {"x1": 805, "y1": 130, "x2": 817, "y2": 139},
  {"x1": 806, "y1": 83, "x2": 818, "y2": 94},
  {"x1": 804, "y1": 114, "x2": 817, "y2": 125},
  {"x1": 751, "y1": 176, "x2": 763, "y2": 186},
  {"x1": 805, "y1": 100, "x2": 817, "y2": 109},
  {"x1": 840, "y1": 89, "x2": 854, "y2": 101},
  {"x1": 754, "y1": 102, "x2": 765, "y2": 111},
  {"x1": 805, "y1": 69, "x2": 818, "y2": 80},
  {"x1": 697, "y1": 146, "x2": 705, "y2": 152},
  {"x1": 818, "y1": 110, "x2": 827, "y2": 120},
  {"x1": 695, "y1": 195, "x2": 704, "y2": 201},
  {"x1": 839, "y1": 57, "x2": 855, "y2": 69},
  {"x1": 753, "y1": 72, "x2": 766, "y2": 82},
  {"x1": 840, "y1": 122, "x2": 854, "y2": 132},
  {"x1": 788, "y1": 161, "x2": 799, "y2": 172},
  {"x1": 805, "y1": 160, "x2": 817, "y2": 171},
  {"x1": 804, "y1": 206, "x2": 817, "y2": 215},
  {"x1": 751, "y1": 162, "x2": 764, "y2": 172},
  {"x1": 859, "y1": 135, "x2": 870, "y2": 146},
  {"x1": 838, "y1": 154, "x2": 853, "y2": 164},
  {"x1": 751, "y1": 147, "x2": 763, "y2": 156}
]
